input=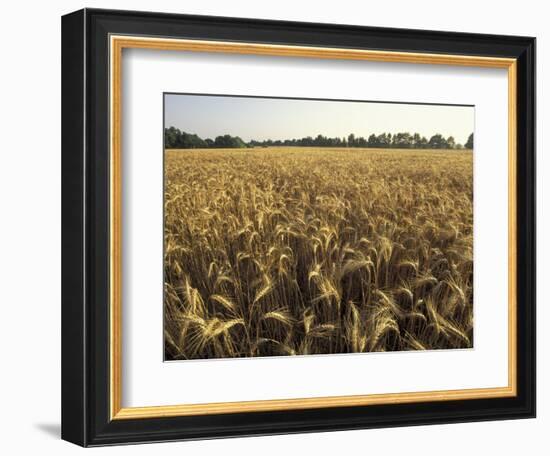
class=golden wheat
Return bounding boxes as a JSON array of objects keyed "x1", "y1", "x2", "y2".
[{"x1": 164, "y1": 147, "x2": 473, "y2": 360}]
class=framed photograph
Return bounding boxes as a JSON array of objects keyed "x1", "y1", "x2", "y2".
[{"x1": 61, "y1": 8, "x2": 536, "y2": 447}]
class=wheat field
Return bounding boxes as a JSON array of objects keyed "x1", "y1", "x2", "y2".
[{"x1": 163, "y1": 147, "x2": 473, "y2": 360}]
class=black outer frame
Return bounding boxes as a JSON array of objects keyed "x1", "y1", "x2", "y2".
[{"x1": 61, "y1": 8, "x2": 536, "y2": 447}]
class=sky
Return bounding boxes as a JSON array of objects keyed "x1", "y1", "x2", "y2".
[{"x1": 164, "y1": 94, "x2": 474, "y2": 145}]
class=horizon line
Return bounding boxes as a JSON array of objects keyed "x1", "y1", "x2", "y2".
[{"x1": 164, "y1": 126, "x2": 472, "y2": 144}]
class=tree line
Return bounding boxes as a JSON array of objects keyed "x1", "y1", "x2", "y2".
[{"x1": 165, "y1": 126, "x2": 474, "y2": 150}]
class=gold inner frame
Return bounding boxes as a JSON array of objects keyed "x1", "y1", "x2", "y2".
[{"x1": 109, "y1": 35, "x2": 517, "y2": 420}]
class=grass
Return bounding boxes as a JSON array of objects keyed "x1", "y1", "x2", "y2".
[{"x1": 163, "y1": 147, "x2": 473, "y2": 360}]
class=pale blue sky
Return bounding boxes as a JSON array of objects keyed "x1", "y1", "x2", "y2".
[{"x1": 164, "y1": 94, "x2": 474, "y2": 145}]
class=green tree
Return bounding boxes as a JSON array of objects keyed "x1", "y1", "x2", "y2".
[
  {"x1": 164, "y1": 127, "x2": 181, "y2": 148},
  {"x1": 428, "y1": 133, "x2": 447, "y2": 149},
  {"x1": 465, "y1": 133, "x2": 474, "y2": 149},
  {"x1": 446, "y1": 136, "x2": 456, "y2": 149},
  {"x1": 214, "y1": 134, "x2": 247, "y2": 148},
  {"x1": 377, "y1": 133, "x2": 391, "y2": 147},
  {"x1": 367, "y1": 134, "x2": 379, "y2": 148},
  {"x1": 392, "y1": 132, "x2": 413, "y2": 148}
]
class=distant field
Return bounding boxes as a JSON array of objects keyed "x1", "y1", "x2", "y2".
[{"x1": 163, "y1": 147, "x2": 473, "y2": 360}]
